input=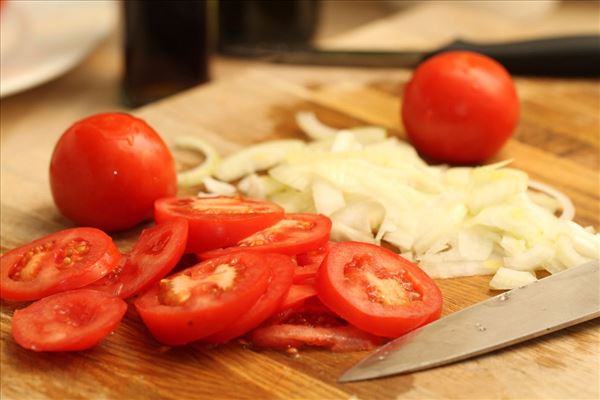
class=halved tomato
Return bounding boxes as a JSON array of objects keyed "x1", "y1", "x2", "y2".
[
  {"x1": 1, "y1": 228, "x2": 121, "y2": 301},
  {"x1": 204, "y1": 254, "x2": 295, "y2": 344},
  {"x1": 11, "y1": 289, "x2": 127, "y2": 351},
  {"x1": 248, "y1": 301, "x2": 382, "y2": 352},
  {"x1": 200, "y1": 214, "x2": 332, "y2": 259},
  {"x1": 315, "y1": 241, "x2": 443, "y2": 338},
  {"x1": 154, "y1": 196, "x2": 284, "y2": 253},
  {"x1": 87, "y1": 219, "x2": 188, "y2": 298},
  {"x1": 135, "y1": 252, "x2": 272, "y2": 345}
]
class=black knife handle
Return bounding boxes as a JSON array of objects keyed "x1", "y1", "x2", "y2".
[{"x1": 428, "y1": 35, "x2": 600, "y2": 77}]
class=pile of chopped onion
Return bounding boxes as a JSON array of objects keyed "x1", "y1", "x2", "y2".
[{"x1": 177, "y1": 112, "x2": 599, "y2": 289}]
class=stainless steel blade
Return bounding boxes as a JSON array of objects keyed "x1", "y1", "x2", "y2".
[{"x1": 339, "y1": 260, "x2": 600, "y2": 383}]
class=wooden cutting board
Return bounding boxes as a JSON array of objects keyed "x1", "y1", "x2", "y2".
[{"x1": 1, "y1": 64, "x2": 599, "y2": 400}]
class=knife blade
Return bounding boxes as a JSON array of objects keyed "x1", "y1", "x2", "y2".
[
  {"x1": 339, "y1": 259, "x2": 600, "y2": 383},
  {"x1": 223, "y1": 35, "x2": 600, "y2": 77}
]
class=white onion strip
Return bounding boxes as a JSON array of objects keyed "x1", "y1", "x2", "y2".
[{"x1": 528, "y1": 179, "x2": 575, "y2": 221}]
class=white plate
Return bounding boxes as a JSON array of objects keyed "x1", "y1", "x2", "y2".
[{"x1": 0, "y1": 0, "x2": 117, "y2": 98}]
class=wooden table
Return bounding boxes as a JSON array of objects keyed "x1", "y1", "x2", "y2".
[{"x1": 1, "y1": 2, "x2": 599, "y2": 399}]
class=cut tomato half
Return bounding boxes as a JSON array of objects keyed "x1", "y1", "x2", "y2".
[
  {"x1": 11, "y1": 289, "x2": 127, "y2": 351},
  {"x1": 154, "y1": 196, "x2": 284, "y2": 253},
  {"x1": 135, "y1": 252, "x2": 272, "y2": 345},
  {"x1": 315, "y1": 241, "x2": 443, "y2": 338},
  {"x1": 248, "y1": 301, "x2": 382, "y2": 352},
  {"x1": 200, "y1": 213, "x2": 332, "y2": 259},
  {"x1": 87, "y1": 219, "x2": 188, "y2": 298},
  {"x1": 1, "y1": 228, "x2": 121, "y2": 301},
  {"x1": 204, "y1": 254, "x2": 295, "y2": 344}
]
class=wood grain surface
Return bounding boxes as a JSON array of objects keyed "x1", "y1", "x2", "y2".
[{"x1": 1, "y1": 65, "x2": 599, "y2": 400}]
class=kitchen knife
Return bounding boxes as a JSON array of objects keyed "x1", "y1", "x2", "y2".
[
  {"x1": 223, "y1": 35, "x2": 600, "y2": 77},
  {"x1": 339, "y1": 259, "x2": 600, "y2": 383}
]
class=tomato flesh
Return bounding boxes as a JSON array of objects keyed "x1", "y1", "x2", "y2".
[
  {"x1": 294, "y1": 242, "x2": 333, "y2": 283},
  {"x1": 87, "y1": 219, "x2": 188, "y2": 298},
  {"x1": 402, "y1": 51, "x2": 519, "y2": 164},
  {"x1": 154, "y1": 196, "x2": 284, "y2": 254},
  {"x1": 249, "y1": 301, "x2": 382, "y2": 352},
  {"x1": 276, "y1": 284, "x2": 317, "y2": 313},
  {"x1": 50, "y1": 112, "x2": 177, "y2": 231},
  {"x1": 11, "y1": 289, "x2": 127, "y2": 351},
  {"x1": 1, "y1": 228, "x2": 121, "y2": 301},
  {"x1": 135, "y1": 252, "x2": 271, "y2": 345},
  {"x1": 204, "y1": 254, "x2": 295, "y2": 344},
  {"x1": 315, "y1": 241, "x2": 443, "y2": 338},
  {"x1": 200, "y1": 213, "x2": 332, "y2": 259}
]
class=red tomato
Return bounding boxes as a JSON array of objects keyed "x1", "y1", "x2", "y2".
[
  {"x1": 200, "y1": 213, "x2": 332, "y2": 259},
  {"x1": 294, "y1": 242, "x2": 333, "y2": 283},
  {"x1": 248, "y1": 303, "x2": 382, "y2": 352},
  {"x1": 204, "y1": 254, "x2": 295, "y2": 344},
  {"x1": 50, "y1": 112, "x2": 177, "y2": 231},
  {"x1": 402, "y1": 51, "x2": 519, "y2": 164},
  {"x1": 316, "y1": 241, "x2": 443, "y2": 338},
  {"x1": 296, "y1": 242, "x2": 333, "y2": 266},
  {"x1": 276, "y1": 284, "x2": 317, "y2": 312},
  {"x1": 1, "y1": 228, "x2": 121, "y2": 301},
  {"x1": 11, "y1": 289, "x2": 127, "y2": 351},
  {"x1": 135, "y1": 252, "x2": 272, "y2": 345},
  {"x1": 154, "y1": 196, "x2": 284, "y2": 254},
  {"x1": 87, "y1": 219, "x2": 188, "y2": 298}
]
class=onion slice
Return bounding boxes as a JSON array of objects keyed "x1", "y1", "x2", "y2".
[
  {"x1": 175, "y1": 136, "x2": 220, "y2": 187},
  {"x1": 528, "y1": 179, "x2": 574, "y2": 221}
]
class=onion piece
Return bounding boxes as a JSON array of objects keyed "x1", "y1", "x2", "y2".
[
  {"x1": 528, "y1": 179, "x2": 574, "y2": 221},
  {"x1": 202, "y1": 177, "x2": 237, "y2": 196},
  {"x1": 489, "y1": 267, "x2": 537, "y2": 290},
  {"x1": 215, "y1": 139, "x2": 305, "y2": 182},
  {"x1": 175, "y1": 136, "x2": 220, "y2": 187}
]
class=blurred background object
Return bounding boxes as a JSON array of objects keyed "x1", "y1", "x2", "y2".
[
  {"x1": 122, "y1": 0, "x2": 209, "y2": 107},
  {"x1": 0, "y1": 0, "x2": 115, "y2": 98},
  {"x1": 218, "y1": 0, "x2": 319, "y2": 57}
]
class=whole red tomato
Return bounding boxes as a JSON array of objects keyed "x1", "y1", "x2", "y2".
[
  {"x1": 50, "y1": 112, "x2": 177, "y2": 231},
  {"x1": 402, "y1": 51, "x2": 519, "y2": 164}
]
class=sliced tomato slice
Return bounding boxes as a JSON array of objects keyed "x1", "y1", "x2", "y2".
[
  {"x1": 248, "y1": 302, "x2": 383, "y2": 352},
  {"x1": 135, "y1": 252, "x2": 271, "y2": 345},
  {"x1": 293, "y1": 242, "x2": 333, "y2": 283},
  {"x1": 87, "y1": 219, "x2": 188, "y2": 298},
  {"x1": 204, "y1": 254, "x2": 295, "y2": 344},
  {"x1": 154, "y1": 196, "x2": 284, "y2": 253},
  {"x1": 296, "y1": 242, "x2": 333, "y2": 266},
  {"x1": 276, "y1": 284, "x2": 317, "y2": 313},
  {"x1": 1, "y1": 228, "x2": 121, "y2": 301},
  {"x1": 316, "y1": 241, "x2": 443, "y2": 338},
  {"x1": 200, "y1": 213, "x2": 332, "y2": 259},
  {"x1": 11, "y1": 289, "x2": 127, "y2": 351}
]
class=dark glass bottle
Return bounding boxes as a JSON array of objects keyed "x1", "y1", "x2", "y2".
[
  {"x1": 218, "y1": 0, "x2": 319, "y2": 56},
  {"x1": 123, "y1": 0, "x2": 209, "y2": 107}
]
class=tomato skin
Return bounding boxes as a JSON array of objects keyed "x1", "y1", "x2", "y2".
[
  {"x1": 50, "y1": 112, "x2": 177, "y2": 231},
  {"x1": 200, "y1": 213, "x2": 332, "y2": 259},
  {"x1": 135, "y1": 252, "x2": 272, "y2": 345},
  {"x1": 11, "y1": 289, "x2": 127, "y2": 352},
  {"x1": 402, "y1": 51, "x2": 519, "y2": 164},
  {"x1": 249, "y1": 300, "x2": 383, "y2": 352},
  {"x1": 155, "y1": 196, "x2": 284, "y2": 254},
  {"x1": 204, "y1": 254, "x2": 295, "y2": 344},
  {"x1": 86, "y1": 219, "x2": 188, "y2": 298},
  {"x1": 315, "y1": 241, "x2": 443, "y2": 338},
  {"x1": 1, "y1": 228, "x2": 121, "y2": 301}
]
